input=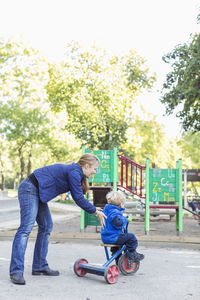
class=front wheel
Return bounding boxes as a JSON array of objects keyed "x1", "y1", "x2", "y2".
[
  {"x1": 104, "y1": 265, "x2": 119, "y2": 284},
  {"x1": 118, "y1": 253, "x2": 140, "y2": 275},
  {"x1": 74, "y1": 258, "x2": 88, "y2": 277}
]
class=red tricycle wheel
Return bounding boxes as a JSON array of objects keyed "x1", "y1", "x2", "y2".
[
  {"x1": 104, "y1": 265, "x2": 119, "y2": 284},
  {"x1": 118, "y1": 253, "x2": 140, "y2": 275},
  {"x1": 74, "y1": 258, "x2": 88, "y2": 277}
]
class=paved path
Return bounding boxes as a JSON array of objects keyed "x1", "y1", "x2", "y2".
[
  {"x1": 0, "y1": 198, "x2": 80, "y2": 231},
  {"x1": 0, "y1": 198, "x2": 200, "y2": 299},
  {"x1": 1, "y1": 239, "x2": 200, "y2": 300}
]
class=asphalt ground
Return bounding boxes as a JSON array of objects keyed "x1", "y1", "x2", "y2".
[
  {"x1": 1, "y1": 239, "x2": 200, "y2": 300},
  {"x1": 0, "y1": 200, "x2": 200, "y2": 299}
]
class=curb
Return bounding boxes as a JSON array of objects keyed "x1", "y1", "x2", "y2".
[
  {"x1": 0, "y1": 230, "x2": 199, "y2": 245},
  {"x1": 1, "y1": 200, "x2": 199, "y2": 245}
]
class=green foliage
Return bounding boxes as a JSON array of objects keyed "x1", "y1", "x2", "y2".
[
  {"x1": 161, "y1": 34, "x2": 200, "y2": 133},
  {"x1": 122, "y1": 117, "x2": 165, "y2": 166},
  {"x1": 0, "y1": 38, "x2": 81, "y2": 181},
  {"x1": 0, "y1": 100, "x2": 52, "y2": 180},
  {"x1": 0, "y1": 38, "x2": 48, "y2": 105},
  {"x1": 178, "y1": 131, "x2": 200, "y2": 196},
  {"x1": 2, "y1": 38, "x2": 197, "y2": 188},
  {"x1": 0, "y1": 101, "x2": 50, "y2": 143},
  {"x1": 46, "y1": 42, "x2": 156, "y2": 149},
  {"x1": 0, "y1": 38, "x2": 51, "y2": 180},
  {"x1": 178, "y1": 131, "x2": 200, "y2": 169}
]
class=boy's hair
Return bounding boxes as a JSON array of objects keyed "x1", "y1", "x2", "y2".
[{"x1": 106, "y1": 190, "x2": 126, "y2": 207}]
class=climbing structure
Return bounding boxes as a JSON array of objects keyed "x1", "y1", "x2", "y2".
[
  {"x1": 80, "y1": 147, "x2": 183, "y2": 235},
  {"x1": 118, "y1": 155, "x2": 182, "y2": 235}
]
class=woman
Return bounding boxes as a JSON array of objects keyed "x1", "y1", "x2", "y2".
[{"x1": 10, "y1": 153, "x2": 106, "y2": 285}]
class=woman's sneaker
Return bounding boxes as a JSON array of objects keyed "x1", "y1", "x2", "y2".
[{"x1": 10, "y1": 273, "x2": 26, "y2": 285}]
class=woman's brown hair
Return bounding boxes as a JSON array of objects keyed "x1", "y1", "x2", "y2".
[{"x1": 77, "y1": 153, "x2": 100, "y2": 194}]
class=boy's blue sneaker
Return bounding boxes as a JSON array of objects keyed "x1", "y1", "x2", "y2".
[
  {"x1": 128, "y1": 251, "x2": 145, "y2": 262},
  {"x1": 127, "y1": 251, "x2": 144, "y2": 268}
]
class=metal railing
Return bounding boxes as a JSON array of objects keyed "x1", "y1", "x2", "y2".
[{"x1": 117, "y1": 154, "x2": 146, "y2": 199}]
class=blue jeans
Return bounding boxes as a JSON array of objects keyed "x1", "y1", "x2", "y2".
[
  {"x1": 115, "y1": 233, "x2": 138, "y2": 251},
  {"x1": 10, "y1": 177, "x2": 53, "y2": 275}
]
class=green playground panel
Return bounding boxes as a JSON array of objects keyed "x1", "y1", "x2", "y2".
[
  {"x1": 149, "y1": 168, "x2": 179, "y2": 203},
  {"x1": 84, "y1": 212, "x2": 100, "y2": 226},
  {"x1": 85, "y1": 149, "x2": 115, "y2": 183},
  {"x1": 81, "y1": 148, "x2": 118, "y2": 231},
  {"x1": 145, "y1": 158, "x2": 182, "y2": 235}
]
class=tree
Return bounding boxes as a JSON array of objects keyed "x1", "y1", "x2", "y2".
[
  {"x1": 0, "y1": 39, "x2": 51, "y2": 181},
  {"x1": 178, "y1": 132, "x2": 200, "y2": 169},
  {"x1": 46, "y1": 42, "x2": 156, "y2": 149},
  {"x1": 0, "y1": 38, "x2": 48, "y2": 107},
  {"x1": 0, "y1": 140, "x2": 8, "y2": 190},
  {"x1": 160, "y1": 34, "x2": 200, "y2": 133},
  {"x1": 122, "y1": 117, "x2": 164, "y2": 166},
  {"x1": 178, "y1": 131, "x2": 200, "y2": 196},
  {"x1": 0, "y1": 101, "x2": 52, "y2": 181},
  {"x1": 0, "y1": 39, "x2": 84, "y2": 184}
]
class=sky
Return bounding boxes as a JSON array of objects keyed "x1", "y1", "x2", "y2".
[{"x1": 0, "y1": 0, "x2": 199, "y2": 138}]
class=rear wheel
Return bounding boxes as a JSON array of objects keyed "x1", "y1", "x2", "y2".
[
  {"x1": 74, "y1": 258, "x2": 88, "y2": 277},
  {"x1": 104, "y1": 265, "x2": 119, "y2": 284},
  {"x1": 118, "y1": 253, "x2": 140, "y2": 275}
]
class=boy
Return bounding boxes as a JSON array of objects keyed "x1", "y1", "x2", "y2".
[
  {"x1": 188, "y1": 200, "x2": 200, "y2": 225},
  {"x1": 101, "y1": 190, "x2": 144, "y2": 262}
]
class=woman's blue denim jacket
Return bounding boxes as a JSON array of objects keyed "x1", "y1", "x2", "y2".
[{"x1": 33, "y1": 163, "x2": 96, "y2": 214}]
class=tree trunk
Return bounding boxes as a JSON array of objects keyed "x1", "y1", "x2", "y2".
[
  {"x1": 19, "y1": 148, "x2": 25, "y2": 182},
  {"x1": 1, "y1": 173, "x2": 5, "y2": 190},
  {"x1": 0, "y1": 154, "x2": 5, "y2": 190},
  {"x1": 27, "y1": 147, "x2": 32, "y2": 176}
]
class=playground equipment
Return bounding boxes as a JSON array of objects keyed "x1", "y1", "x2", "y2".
[
  {"x1": 118, "y1": 154, "x2": 146, "y2": 199},
  {"x1": 183, "y1": 206, "x2": 200, "y2": 217},
  {"x1": 145, "y1": 158, "x2": 182, "y2": 235},
  {"x1": 74, "y1": 223, "x2": 140, "y2": 284},
  {"x1": 80, "y1": 146, "x2": 118, "y2": 231},
  {"x1": 118, "y1": 155, "x2": 183, "y2": 235},
  {"x1": 81, "y1": 147, "x2": 183, "y2": 235}
]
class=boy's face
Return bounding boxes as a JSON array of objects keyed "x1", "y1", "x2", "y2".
[{"x1": 120, "y1": 201, "x2": 125, "y2": 208}]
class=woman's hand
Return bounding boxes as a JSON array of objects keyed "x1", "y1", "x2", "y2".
[
  {"x1": 95, "y1": 207, "x2": 102, "y2": 211},
  {"x1": 94, "y1": 209, "x2": 107, "y2": 228}
]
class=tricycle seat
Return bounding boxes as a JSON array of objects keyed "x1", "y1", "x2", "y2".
[{"x1": 101, "y1": 243, "x2": 119, "y2": 247}]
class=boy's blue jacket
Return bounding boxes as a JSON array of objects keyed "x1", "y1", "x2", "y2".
[
  {"x1": 101, "y1": 204, "x2": 128, "y2": 244},
  {"x1": 33, "y1": 163, "x2": 96, "y2": 214}
]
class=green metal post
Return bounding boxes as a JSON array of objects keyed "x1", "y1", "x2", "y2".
[
  {"x1": 145, "y1": 158, "x2": 150, "y2": 235},
  {"x1": 178, "y1": 159, "x2": 183, "y2": 234},
  {"x1": 113, "y1": 146, "x2": 118, "y2": 191},
  {"x1": 175, "y1": 160, "x2": 179, "y2": 232},
  {"x1": 80, "y1": 210, "x2": 85, "y2": 232}
]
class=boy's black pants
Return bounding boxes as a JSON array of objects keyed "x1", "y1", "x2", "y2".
[{"x1": 111, "y1": 233, "x2": 138, "y2": 254}]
